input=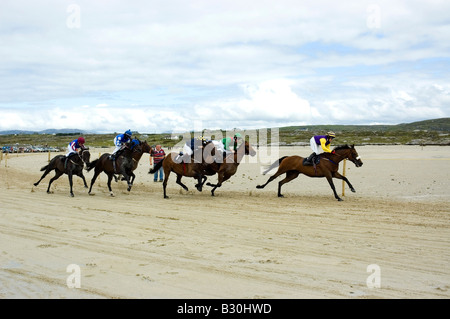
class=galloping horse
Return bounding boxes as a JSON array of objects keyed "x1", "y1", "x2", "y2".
[
  {"x1": 114, "y1": 139, "x2": 152, "y2": 184},
  {"x1": 33, "y1": 149, "x2": 91, "y2": 197},
  {"x1": 204, "y1": 141, "x2": 257, "y2": 196},
  {"x1": 87, "y1": 141, "x2": 142, "y2": 196},
  {"x1": 256, "y1": 144, "x2": 363, "y2": 201},
  {"x1": 149, "y1": 151, "x2": 206, "y2": 199}
]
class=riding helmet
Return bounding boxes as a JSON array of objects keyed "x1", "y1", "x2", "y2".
[
  {"x1": 327, "y1": 131, "x2": 336, "y2": 139},
  {"x1": 78, "y1": 137, "x2": 85, "y2": 144}
]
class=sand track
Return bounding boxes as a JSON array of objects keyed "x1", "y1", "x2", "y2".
[{"x1": 0, "y1": 146, "x2": 449, "y2": 298}]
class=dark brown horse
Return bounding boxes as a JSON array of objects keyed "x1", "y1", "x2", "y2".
[
  {"x1": 87, "y1": 141, "x2": 142, "y2": 196},
  {"x1": 256, "y1": 144, "x2": 363, "y2": 201},
  {"x1": 114, "y1": 139, "x2": 153, "y2": 184},
  {"x1": 33, "y1": 149, "x2": 91, "y2": 197},
  {"x1": 204, "y1": 141, "x2": 257, "y2": 196},
  {"x1": 149, "y1": 150, "x2": 207, "y2": 199}
]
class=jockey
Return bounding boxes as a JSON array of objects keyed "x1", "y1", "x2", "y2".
[
  {"x1": 66, "y1": 137, "x2": 86, "y2": 157},
  {"x1": 207, "y1": 133, "x2": 242, "y2": 164},
  {"x1": 110, "y1": 129, "x2": 132, "y2": 160},
  {"x1": 222, "y1": 133, "x2": 242, "y2": 154},
  {"x1": 305, "y1": 131, "x2": 336, "y2": 164},
  {"x1": 176, "y1": 136, "x2": 207, "y2": 163}
]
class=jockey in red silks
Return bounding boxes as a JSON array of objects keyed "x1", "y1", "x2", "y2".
[{"x1": 66, "y1": 137, "x2": 86, "y2": 157}]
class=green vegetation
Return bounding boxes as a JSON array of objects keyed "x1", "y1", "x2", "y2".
[{"x1": 1, "y1": 118, "x2": 449, "y2": 149}]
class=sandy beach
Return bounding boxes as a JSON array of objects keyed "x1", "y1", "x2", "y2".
[{"x1": 0, "y1": 145, "x2": 449, "y2": 299}]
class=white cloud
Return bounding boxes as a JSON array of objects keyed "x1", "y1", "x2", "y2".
[{"x1": 0, "y1": 0, "x2": 449, "y2": 132}]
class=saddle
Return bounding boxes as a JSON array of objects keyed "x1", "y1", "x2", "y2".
[
  {"x1": 64, "y1": 153, "x2": 77, "y2": 170},
  {"x1": 302, "y1": 154, "x2": 320, "y2": 166}
]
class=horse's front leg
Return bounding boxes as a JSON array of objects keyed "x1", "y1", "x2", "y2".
[
  {"x1": 333, "y1": 171, "x2": 355, "y2": 192},
  {"x1": 127, "y1": 172, "x2": 135, "y2": 191},
  {"x1": 68, "y1": 171, "x2": 74, "y2": 197},
  {"x1": 76, "y1": 170, "x2": 88, "y2": 189},
  {"x1": 195, "y1": 174, "x2": 204, "y2": 192},
  {"x1": 175, "y1": 174, "x2": 188, "y2": 192},
  {"x1": 325, "y1": 173, "x2": 342, "y2": 201}
]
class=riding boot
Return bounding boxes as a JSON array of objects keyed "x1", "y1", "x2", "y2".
[
  {"x1": 173, "y1": 152, "x2": 183, "y2": 164},
  {"x1": 306, "y1": 152, "x2": 316, "y2": 165}
]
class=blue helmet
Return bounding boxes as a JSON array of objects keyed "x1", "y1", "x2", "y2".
[{"x1": 125, "y1": 129, "x2": 132, "y2": 137}]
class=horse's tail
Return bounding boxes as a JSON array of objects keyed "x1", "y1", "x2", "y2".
[
  {"x1": 149, "y1": 159, "x2": 164, "y2": 174},
  {"x1": 262, "y1": 156, "x2": 288, "y2": 175},
  {"x1": 86, "y1": 159, "x2": 98, "y2": 172},
  {"x1": 40, "y1": 164, "x2": 49, "y2": 172}
]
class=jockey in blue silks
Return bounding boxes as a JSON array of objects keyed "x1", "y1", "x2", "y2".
[{"x1": 110, "y1": 129, "x2": 132, "y2": 160}]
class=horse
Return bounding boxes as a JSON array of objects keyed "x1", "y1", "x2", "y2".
[
  {"x1": 86, "y1": 141, "x2": 142, "y2": 196},
  {"x1": 149, "y1": 149, "x2": 207, "y2": 199},
  {"x1": 114, "y1": 138, "x2": 153, "y2": 184},
  {"x1": 204, "y1": 141, "x2": 257, "y2": 196},
  {"x1": 256, "y1": 144, "x2": 363, "y2": 201},
  {"x1": 33, "y1": 149, "x2": 91, "y2": 197}
]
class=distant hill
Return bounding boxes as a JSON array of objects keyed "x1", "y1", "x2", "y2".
[
  {"x1": 1, "y1": 118, "x2": 449, "y2": 147},
  {"x1": 276, "y1": 117, "x2": 450, "y2": 146},
  {"x1": 0, "y1": 128, "x2": 87, "y2": 135},
  {"x1": 278, "y1": 117, "x2": 450, "y2": 133}
]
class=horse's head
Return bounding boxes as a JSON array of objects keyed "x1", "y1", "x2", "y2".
[
  {"x1": 244, "y1": 141, "x2": 257, "y2": 157},
  {"x1": 141, "y1": 141, "x2": 152, "y2": 154},
  {"x1": 78, "y1": 149, "x2": 91, "y2": 169},
  {"x1": 347, "y1": 144, "x2": 363, "y2": 167}
]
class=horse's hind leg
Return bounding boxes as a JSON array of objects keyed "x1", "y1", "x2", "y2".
[
  {"x1": 256, "y1": 168, "x2": 286, "y2": 189},
  {"x1": 34, "y1": 167, "x2": 53, "y2": 186},
  {"x1": 277, "y1": 170, "x2": 300, "y2": 198},
  {"x1": 107, "y1": 173, "x2": 115, "y2": 196},
  {"x1": 162, "y1": 171, "x2": 170, "y2": 199},
  {"x1": 46, "y1": 170, "x2": 64, "y2": 194}
]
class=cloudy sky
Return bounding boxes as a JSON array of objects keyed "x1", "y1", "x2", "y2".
[{"x1": 1, "y1": 0, "x2": 449, "y2": 133}]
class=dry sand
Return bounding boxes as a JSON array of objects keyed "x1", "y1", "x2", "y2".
[{"x1": 0, "y1": 145, "x2": 449, "y2": 299}]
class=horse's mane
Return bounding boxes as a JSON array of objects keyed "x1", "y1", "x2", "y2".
[{"x1": 333, "y1": 144, "x2": 353, "y2": 151}]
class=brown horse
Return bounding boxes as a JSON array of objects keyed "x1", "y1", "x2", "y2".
[
  {"x1": 149, "y1": 150, "x2": 206, "y2": 199},
  {"x1": 87, "y1": 141, "x2": 142, "y2": 196},
  {"x1": 34, "y1": 149, "x2": 91, "y2": 197},
  {"x1": 256, "y1": 144, "x2": 363, "y2": 201},
  {"x1": 204, "y1": 141, "x2": 257, "y2": 196}
]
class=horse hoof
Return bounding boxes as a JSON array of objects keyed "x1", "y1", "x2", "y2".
[
  {"x1": 89, "y1": 193, "x2": 95, "y2": 196},
  {"x1": 337, "y1": 198, "x2": 343, "y2": 201},
  {"x1": 70, "y1": 194, "x2": 74, "y2": 197},
  {"x1": 256, "y1": 185, "x2": 263, "y2": 189},
  {"x1": 110, "y1": 193, "x2": 115, "y2": 197},
  {"x1": 278, "y1": 195, "x2": 284, "y2": 198},
  {"x1": 351, "y1": 189, "x2": 356, "y2": 193},
  {"x1": 164, "y1": 196, "x2": 169, "y2": 199},
  {"x1": 33, "y1": 183, "x2": 39, "y2": 186}
]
